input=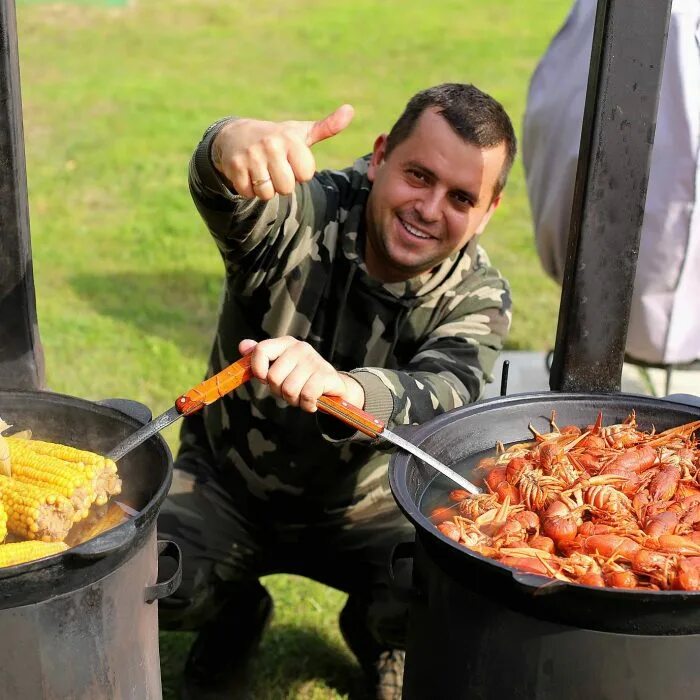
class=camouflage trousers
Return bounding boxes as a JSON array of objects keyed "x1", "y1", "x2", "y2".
[{"x1": 157, "y1": 446, "x2": 415, "y2": 650}]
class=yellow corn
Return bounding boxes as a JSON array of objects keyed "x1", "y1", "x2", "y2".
[
  {"x1": 0, "y1": 540, "x2": 68, "y2": 567},
  {"x1": 0, "y1": 503, "x2": 7, "y2": 543},
  {"x1": 8, "y1": 437, "x2": 104, "y2": 467},
  {"x1": 0, "y1": 476, "x2": 74, "y2": 542},
  {"x1": 94, "y1": 458, "x2": 122, "y2": 506},
  {"x1": 7, "y1": 438, "x2": 122, "y2": 516},
  {"x1": 6, "y1": 441, "x2": 96, "y2": 520}
]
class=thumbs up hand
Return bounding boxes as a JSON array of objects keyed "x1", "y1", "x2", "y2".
[{"x1": 211, "y1": 104, "x2": 355, "y2": 200}]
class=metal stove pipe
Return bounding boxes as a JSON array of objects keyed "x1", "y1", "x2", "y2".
[
  {"x1": 0, "y1": 0, "x2": 44, "y2": 390},
  {"x1": 549, "y1": 0, "x2": 673, "y2": 393}
]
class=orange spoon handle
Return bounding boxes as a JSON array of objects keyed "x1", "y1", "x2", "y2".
[
  {"x1": 176, "y1": 355, "x2": 254, "y2": 415},
  {"x1": 316, "y1": 395, "x2": 386, "y2": 438},
  {"x1": 174, "y1": 356, "x2": 383, "y2": 436}
]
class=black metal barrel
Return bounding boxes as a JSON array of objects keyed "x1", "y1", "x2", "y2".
[
  {"x1": 402, "y1": 536, "x2": 700, "y2": 700},
  {"x1": 389, "y1": 392, "x2": 700, "y2": 699},
  {"x1": 0, "y1": 390, "x2": 179, "y2": 699}
]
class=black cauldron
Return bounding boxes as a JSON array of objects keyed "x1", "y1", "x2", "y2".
[
  {"x1": 0, "y1": 389, "x2": 179, "y2": 699},
  {"x1": 389, "y1": 392, "x2": 700, "y2": 700}
]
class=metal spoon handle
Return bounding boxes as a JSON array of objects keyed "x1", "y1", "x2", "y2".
[{"x1": 315, "y1": 395, "x2": 482, "y2": 495}]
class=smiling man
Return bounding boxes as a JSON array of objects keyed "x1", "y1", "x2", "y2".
[
  {"x1": 159, "y1": 83, "x2": 516, "y2": 699},
  {"x1": 365, "y1": 104, "x2": 507, "y2": 282}
]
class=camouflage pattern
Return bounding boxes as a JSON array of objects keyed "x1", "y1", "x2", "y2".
[
  {"x1": 159, "y1": 441, "x2": 413, "y2": 648},
  {"x1": 158, "y1": 120, "x2": 512, "y2": 645}
]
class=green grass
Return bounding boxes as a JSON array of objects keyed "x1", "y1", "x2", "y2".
[{"x1": 16, "y1": 0, "x2": 570, "y2": 696}]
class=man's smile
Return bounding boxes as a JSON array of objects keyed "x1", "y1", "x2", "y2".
[{"x1": 397, "y1": 216, "x2": 436, "y2": 241}]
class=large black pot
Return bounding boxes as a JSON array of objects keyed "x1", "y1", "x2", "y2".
[
  {"x1": 389, "y1": 392, "x2": 700, "y2": 699},
  {"x1": 0, "y1": 389, "x2": 179, "y2": 699}
]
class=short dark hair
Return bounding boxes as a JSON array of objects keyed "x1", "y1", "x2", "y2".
[{"x1": 385, "y1": 83, "x2": 517, "y2": 199}]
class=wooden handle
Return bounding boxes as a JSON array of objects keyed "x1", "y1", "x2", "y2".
[
  {"x1": 174, "y1": 355, "x2": 383, "y2": 436},
  {"x1": 316, "y1": 395, "x2": 385, "y2": 438},
  {"x1": 176, "y1": 355, "x2": 254, "y2": 415}
]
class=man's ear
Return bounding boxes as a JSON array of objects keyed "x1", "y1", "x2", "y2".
[
  {"x1": 367, "y1": 133, "x2": 388, "y2": 182},
  {"x1": 475, "y1": 194, "x2": 502, "y2": 235}
]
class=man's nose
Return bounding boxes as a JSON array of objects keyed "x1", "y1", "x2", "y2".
[{"x1": 415, "y1": 191, "x2": 442, "y2": 222}]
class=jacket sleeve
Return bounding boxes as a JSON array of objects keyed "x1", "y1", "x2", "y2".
[
  {"x1": 320, "y1": 260, "x2": 511, "y2": 443},
  {"x1": 188, "y1": 119, "x2": 323, "y2": 275}
]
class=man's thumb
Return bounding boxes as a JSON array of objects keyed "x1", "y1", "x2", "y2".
[
  {"x1": 239, "y1": 339, "x2": 258, "y2": 356},
  {"x1": 306, "y1": 104, "x2": 355, "y2": 146}
]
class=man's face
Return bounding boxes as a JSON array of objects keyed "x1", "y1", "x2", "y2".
[{"x1": 365, "y1": 108, "x2": 507, "y2": 282}]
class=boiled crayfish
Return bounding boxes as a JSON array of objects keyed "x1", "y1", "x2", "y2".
[{"x1": 431, "y1": 411, "x2": 700, "y2": 591}]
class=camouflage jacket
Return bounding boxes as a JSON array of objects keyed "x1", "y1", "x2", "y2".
[{"x1": 179, "y1": 121, "x2": 512, "y2": 510}]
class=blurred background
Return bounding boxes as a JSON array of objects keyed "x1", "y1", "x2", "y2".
[{"x1": 16, "y1": 0, "x2": 569, "y2": 696}]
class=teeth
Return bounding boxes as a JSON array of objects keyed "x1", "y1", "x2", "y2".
[{"x1": 402, "y1": 220, "x2": 431, "y2": 239}]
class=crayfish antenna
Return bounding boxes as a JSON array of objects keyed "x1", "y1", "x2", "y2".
[
  {"x1": 592, "y1": 412, "x2": 603, "y2": 435},
  {"x1": 561, "y1": 430, "x2": 591, "y2": 453},
  {"x1": 550, "y1": 410, "x2": 560, "y2": 433},
  {"x1": 647, "y1": 420, "x2": 700, "y2": 447},
  {"x1": 494, "y1": 494, "x2": 512, "y2": 524},
  {"x1": 529, "y1": 422, "x2": 546, "y2": 442}
]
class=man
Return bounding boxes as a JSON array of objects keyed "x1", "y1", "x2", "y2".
[
  {"x1": 159, "y1": 83, "x2": 516, "y2": 699},
  {"x1": 523, "y1": 0, "x2": 700, "y2": 367}
]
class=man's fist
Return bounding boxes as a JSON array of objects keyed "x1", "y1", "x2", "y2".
[
  {"x1": 239, "y1": 336, "x2": 365, "y2": 413},
  {"x1": 212, "y1": 105, "x2": 355, "y2": 201}
]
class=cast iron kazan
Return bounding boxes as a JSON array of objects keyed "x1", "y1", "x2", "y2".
[
  {"x1": 389, "y1": 391, "x2": 700, "y2": 635},
  {"x1": 0, "y1": 389, "x2": 178, "y2": 700},
  {"x1": 389, "y1": 392, "x2": 700, "y2": 700}
]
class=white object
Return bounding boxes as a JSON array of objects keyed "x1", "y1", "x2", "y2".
[{"x1": 523, "y1": 0, "x2": 700, "y2": 365}]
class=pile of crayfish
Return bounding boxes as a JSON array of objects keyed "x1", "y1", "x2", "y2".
[{"x1": 431, "y1": 412, "x2": 700, "y2": 590}]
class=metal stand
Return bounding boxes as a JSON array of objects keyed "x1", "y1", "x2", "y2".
[{"x1": 0, "y1": 0, "x2": 44, "y2": 390}]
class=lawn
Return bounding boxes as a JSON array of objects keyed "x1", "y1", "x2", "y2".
[{"x1": 16, "y1": 0, "x2": 570, "y2": 696}]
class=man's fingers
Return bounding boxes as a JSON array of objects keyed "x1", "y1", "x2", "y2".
[
  {"x1": 298, "y1": 373, "x2": 347, "y2": 413},
  {"x1": 278, "y1": 365, "x2": 312, "y2": 407},
  {"x1": 267, "y1": 353, "x2": 302, "y2": 394},
  {"x1": 267, "y1": 157, "x2": 296, "y2": 196},
  {"x1": 243, "y1": 337, "x2": 348, "y2": 413},
  {"x1": 282, "y1": 367, "x2": 347, "y2": 413},
  {"x1": 230, "y1": 169, "x2": 253, "y2": 198},
  {"x1": 287, "y1": 140, "x2": 316, "y2": 183},
  {"x1": 247, "y1": 336, "x2": 298, "y2": 382},
  {"x1": 238, "y1": 339, "x2": 258, "y2": 355},
  {"x1": 306, "y1": 104, "x2": 355, "y2": 147},
  {"x1": 251, "y1": 177, "x2": 275, "y2": 201},
  {"x1": 298, "y1": 374, "x2": 325, "y2": 413},
  {"x1": 241, "y1": 143, "x2": 270, "y2": 200},
  {"x1": 216, "y1": 107, "x2": 353, "y2": 199}
]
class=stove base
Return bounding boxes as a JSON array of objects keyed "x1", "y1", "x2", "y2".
[{"x1": 403, "y1": 543, "x2": 700, "y2": 700}]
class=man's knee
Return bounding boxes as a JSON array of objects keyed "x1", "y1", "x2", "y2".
[
  {"x1": 158, "y1": 578, "x2": 221, "y2": 632},
  {"x1": 157, "y1": 468, "x2": 217, "y2": 631}
]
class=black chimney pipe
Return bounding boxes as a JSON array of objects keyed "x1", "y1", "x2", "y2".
[
  {"x1": 549, "y1": 0, "x2": 673, "y2": 393},
  {"x1": 0, "y1": 0, "x2": 44, "y2": 390}
]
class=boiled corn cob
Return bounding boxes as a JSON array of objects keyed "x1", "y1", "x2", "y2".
[
  {"x1": 0, "y1": 503, "x2": 7, "y2": 543},
  {"x1": 0, "y1": 540, "x2": 67, "y2": 567},
  {"x1": 10, "y1": 437, "x2": 105, "y2": 467},
  {"x1": 6, "y1": 441, "x2": 97, "y2": 520},
  {"x1": 0, "y1": 476, "x2": 75, "y2": 541},
  {"x1": 7, "y1": 437, "x2": 122, "y2": 510},
  {"x1": 95, "y1": 462, "x2": 121, "y2": 506}
]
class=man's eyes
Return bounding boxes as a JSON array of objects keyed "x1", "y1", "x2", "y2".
[
  {"x1": 405, "y1": 169, "x2": 474, "y2": 207},
  {"x1": 406, "y1": 168, "x2": 428, "y2": 182},
  {"x1": 451, "y1": 192, "x2": 473, "y2": 207}
]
